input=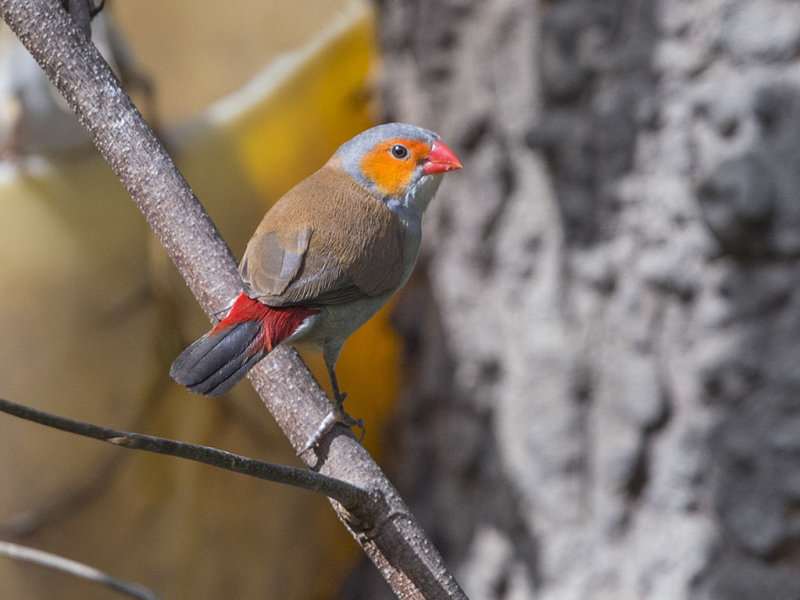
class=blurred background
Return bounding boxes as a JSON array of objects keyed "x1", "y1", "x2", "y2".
[
  {"x1": 1, "y1": 1, "x2": 386, "y2": 598},
  {"x1": 3, "y1": 0, "x2": 800, "y2": 599}
]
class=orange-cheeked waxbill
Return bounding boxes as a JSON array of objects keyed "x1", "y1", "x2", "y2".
[{"x1": 170, "y1": 123, "x2": 462, "y2": 450}]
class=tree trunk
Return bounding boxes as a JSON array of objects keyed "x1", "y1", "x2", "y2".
[{"x1": 359, "y1": 1, "x2": 800, "y2": 598}]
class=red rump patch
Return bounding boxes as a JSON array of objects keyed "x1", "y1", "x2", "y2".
[{"x1": 212, "y1": 293, "x2": 318, "y2": 353}]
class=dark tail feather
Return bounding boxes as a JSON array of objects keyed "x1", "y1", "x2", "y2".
[
  {"x1": 170, "y1": 321, "x2": 267, "y2": 397},
  {"x1": 171, "y1": 293, "x2": 319, "y2": 397}
]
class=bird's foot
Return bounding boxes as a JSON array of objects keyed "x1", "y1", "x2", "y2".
[{"x1": 298, "y1": 394, "x2": 364, "y2": 455}]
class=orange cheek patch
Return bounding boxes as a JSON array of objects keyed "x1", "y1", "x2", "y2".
[{"x1": 360, "y1": 139, "x2": 431, "y2": 196}]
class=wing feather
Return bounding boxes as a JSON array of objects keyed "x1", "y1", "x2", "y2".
[{"x1": 240, "y1": 165, "x2": 406, "y2": 307}]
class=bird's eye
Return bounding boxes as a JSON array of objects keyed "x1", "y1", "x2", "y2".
[{"x1": 390, "y1": 144, "x2": 409, "y2": 159}]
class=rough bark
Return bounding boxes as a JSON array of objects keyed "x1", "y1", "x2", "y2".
[{"x1": 370, "y1": 1, "x2": 800, "y2": 598}]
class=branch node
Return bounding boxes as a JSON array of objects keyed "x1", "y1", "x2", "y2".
[
  {"x1": 106, "y1": 436, "x2": 133, "y2": 447},
  {"x1": 338, "y1": 489, "x2": 391, "y2": 536}
]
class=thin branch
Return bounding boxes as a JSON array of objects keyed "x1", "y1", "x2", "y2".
[
  {"x1": 0, "y1": 397, "x2": 369, "y2": 509},
  {"x1": 0, "y1": 2, "x2": 467, "y2": 598},
  {"x1": 0, "y1": 541, "x2": 161, "y2": 600}
]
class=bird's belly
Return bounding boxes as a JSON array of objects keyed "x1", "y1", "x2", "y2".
[
  {"x1": 282, "y1": 293, "x2": 393, "y2": 354},
  {"x1": 279, "y1": 227, "x2": 420, "y2": 356}
]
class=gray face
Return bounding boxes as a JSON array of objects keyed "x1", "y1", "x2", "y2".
[{"x1": 335, "y1": 122, "x2": 441, "y2": 195}]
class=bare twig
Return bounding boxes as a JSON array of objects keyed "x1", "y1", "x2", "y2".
[
  {"x1": 0, "y1": 541, "x2": 161, "y2": 600},
  {"x1": 0, "y1": 2, "x2": 467, "y2": 598},
  {"x1": 0, "y1": 397, "x2": 369, "y2": 509}
]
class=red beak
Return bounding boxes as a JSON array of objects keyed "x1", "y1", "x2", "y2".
[{"x1": 423, "y1": 140, "x2": 463, "y2": 175}]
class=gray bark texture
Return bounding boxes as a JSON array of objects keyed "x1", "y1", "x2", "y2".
[{"x1": 353, "y1": 1, "x2": 800, "y2": 599}]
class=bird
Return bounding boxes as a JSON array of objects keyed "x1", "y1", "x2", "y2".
[{"x1": 170, "y1": 122, "x2": 462, "y2": 452}]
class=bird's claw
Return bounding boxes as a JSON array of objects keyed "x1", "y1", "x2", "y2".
[
  {"x1": 297, "y1": 398, "x2": 364, "y2": 455},
  {"x1": 332, "y1": 392, "x2": 365, "y2": 440}
]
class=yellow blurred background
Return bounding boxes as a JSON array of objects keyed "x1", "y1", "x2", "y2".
[{"x1": 0, "y1": 1, "x2": 404, "y2": 597}]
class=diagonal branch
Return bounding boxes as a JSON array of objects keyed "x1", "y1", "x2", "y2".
[{"x1": 0, "y1": 2, "x2": 466, "y2": 598}]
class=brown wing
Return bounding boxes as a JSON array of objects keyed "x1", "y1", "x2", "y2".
[{"x1": 240, "y1": 165, "x2": 406, "y2": 307}]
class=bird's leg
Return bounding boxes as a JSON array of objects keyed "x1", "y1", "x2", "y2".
[
  {"x1": 298, "y1": 354, "x2": 364, "y2": 455},
  {"x1": 327, "y1": 363, "x2": 365, "y2": 438}
]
